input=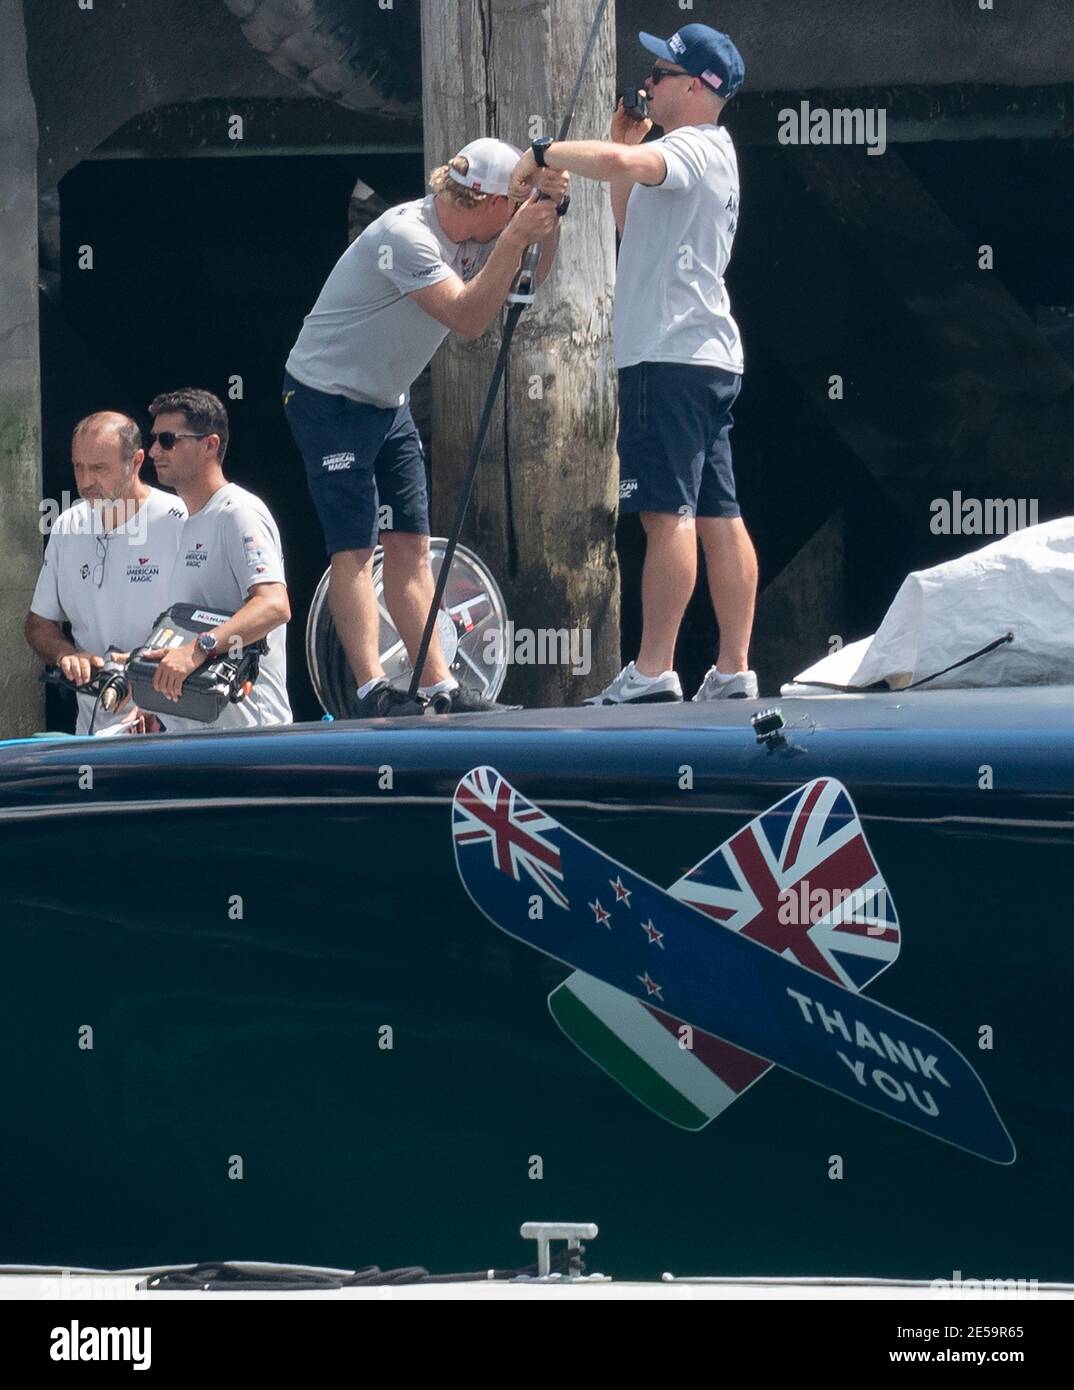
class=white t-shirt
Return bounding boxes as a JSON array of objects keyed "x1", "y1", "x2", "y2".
[
  {"x1": 286, "y1": 195, "x2": 496, "y2": 409},
  {"x1": 160, "y1": 482, "x2": 292, "y2": 733},
  {"x1": 613, "y1": 123, "x2": 743, "y2": 374},
  {"x1": 30, "y1": 489, "x2": 187, "y2": 734}
]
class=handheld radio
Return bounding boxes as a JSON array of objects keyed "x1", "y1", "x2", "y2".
[
  {"x1": 620, "y1": 88, "x2": 650, "y2": 121},
  {"x1": 127, "y1": 604, "x2": 266, "y2": 723}
]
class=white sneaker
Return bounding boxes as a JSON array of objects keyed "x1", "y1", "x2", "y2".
[
  {"x1": 583, "y1": 661, "x2": 683, "y2": 706},
  {"x1": 692, "y1": 666, "x2": 759, "y2": 701}
]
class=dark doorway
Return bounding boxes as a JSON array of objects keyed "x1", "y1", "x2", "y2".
[{"x1": 53, "y1": 152, "x2": 425, "y2": 723}]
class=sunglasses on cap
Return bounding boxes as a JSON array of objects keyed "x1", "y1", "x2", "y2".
[{"x1": 144, "y1": 431, "x2": 208, "y2": 450}]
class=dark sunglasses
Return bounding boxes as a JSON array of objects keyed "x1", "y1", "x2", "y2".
[
  {"x1": 144, "y1": 431, "x2": 208, "y2": 451},
  {"x1": 649, "y1": 64, "x2": 692, "y2": 86}
]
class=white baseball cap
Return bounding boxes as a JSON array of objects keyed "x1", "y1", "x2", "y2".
[{"x1": 448, "y1": 138, "x2": 524, "y2": 197}]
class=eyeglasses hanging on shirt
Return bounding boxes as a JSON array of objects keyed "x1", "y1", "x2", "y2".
[{"x1": 93, "y1": 531, "x2": 109, "y2": 589}]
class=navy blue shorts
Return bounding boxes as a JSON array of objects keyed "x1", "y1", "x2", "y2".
[
  {"x1": 617, "y1": 362, "x2": 743, "y2": 518},
  {"x1": 283, "y1": 371, "x2": 430, "y2": 554}
]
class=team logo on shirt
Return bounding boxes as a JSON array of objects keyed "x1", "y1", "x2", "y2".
[
  {"x1": 126, "y1": 555, "x2": 161, "y2": 583},
  {"x1": 184, "y1": 543, "x2": 208, "y2": 569},
  {"x1": 243, "y1": 533, "x2": 270, "y2": 566},
  {"x1": 80, "y1": 563, "x2": 90, "y2": 580},
  {"x1": 168, "y1": 506, "x2": 184, "y2": 518},
  {"x1": 322, "y1": 452, "x2": 354, "y2": 472},
  {"x1": 619, "y1": 479, "x2": 638, "y2": 499}
]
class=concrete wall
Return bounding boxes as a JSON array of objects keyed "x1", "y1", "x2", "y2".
[
  {"x1": 29, "y1": 0, "x2": 1074, "y2": 193},
  {"x1": 0, "y1": 0, "x2": 43, "y2": 736},
  {"x1": 27, "y1": 0, "x2": 303, "y2": 189},
  {"x1": 620, "y1": 0, "x2": 1074, "y2": 90}
]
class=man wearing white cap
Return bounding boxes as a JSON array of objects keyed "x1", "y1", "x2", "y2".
[{"x1": 284, "y1": 139, "x2": 568, "y2": 716}]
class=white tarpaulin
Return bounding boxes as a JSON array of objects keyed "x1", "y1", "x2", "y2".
[{"x1": 784, "y1": 518, "x2": 1074, "y2": 693}]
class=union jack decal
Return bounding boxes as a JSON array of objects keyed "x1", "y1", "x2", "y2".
[
  {"x1": 452, "y1": 766, "x2": 569, "y2": 910},
  {"x1": 676, "y1": 777, "x2": 899, "y2": 990}
]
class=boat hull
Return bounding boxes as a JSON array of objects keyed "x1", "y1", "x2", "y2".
[{"x1": 1, "y1": 691, "x2": 1071, "y2": 1280}]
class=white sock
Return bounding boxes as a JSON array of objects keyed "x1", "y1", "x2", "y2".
[
  {"x1": 419, "y1": 677, "x2": 459, "y2": 698},
  {"x1": 356, "y1": 677, "x2": 387, "y2": 700},
  {"x1": 714, "y1": 669, "x2": 742, "y2": 680},
  {"x1": 632, "y1": 666, "x2": 670, "y2": 683}
]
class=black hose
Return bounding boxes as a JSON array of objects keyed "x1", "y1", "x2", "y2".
[
  {"x1": 797, "y1": 633, "x2": 1016, "y2": 693},
  {"x1": 407, "y1": 0, "x2": 612, "y2": 701},
  {"x1": 145, "y1": 1246, "x2": 581, "y2": 1290}
]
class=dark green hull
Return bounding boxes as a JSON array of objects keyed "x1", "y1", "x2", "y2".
[{"x1": 0, "y1": 691, "x2": 1071, "y2": 1281}]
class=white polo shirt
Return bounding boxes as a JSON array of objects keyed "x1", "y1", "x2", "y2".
[
  {"x1": 613, "y1": 122, "x2": 744, "y2": 374},
  {"x1": 160, "y1": 482, "x2": 292, "y2": 733},
  {"x1": 30, "y1": 489, "x2": 187, "y2": 735}
]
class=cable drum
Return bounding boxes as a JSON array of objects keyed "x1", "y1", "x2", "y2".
[{"x1": 305, "y1": 540, "x2": 510, "y2": 717}]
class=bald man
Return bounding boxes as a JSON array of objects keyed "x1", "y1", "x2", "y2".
[{"x1": 25, "y1": 411, "x2": 187, "y2": 734}]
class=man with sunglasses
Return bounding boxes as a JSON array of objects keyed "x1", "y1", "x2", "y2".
[
  {"x1": 511, "y1": 25, "x2": 759, "y2": 706},
  {"x1": 25, "y1": 411, "x2": 187, "y2": 734},
  {"x1": 284, "y1": 138, "x2": 567, "y2": 717},
  {"x1": 141, "y1": 388, "x2": 292, "y2": 732}
]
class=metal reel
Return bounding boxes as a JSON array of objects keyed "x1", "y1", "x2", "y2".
[{"x1": 305, "y1": 540, "x2": 510, "y2": 718}]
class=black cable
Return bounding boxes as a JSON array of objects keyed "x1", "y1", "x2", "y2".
[
  {"x1": 795, "y1": 632, "x2": 1016, "y2": 693},
  {"x1": 407, "y1": 315, "x2": 520, "y2": 700},
  {"x1": 904, "y1": 631, "x2": 1015, "y2": 688},
  {"x1": 87, "y1": 690, "x2": 104, "y2": 736},
  {"x1": 145, "y1": 1247, "x2": 580, "y2": 1291},
  {"x1": 407, "y1": 0, "x2": 612, "y2": 701}
]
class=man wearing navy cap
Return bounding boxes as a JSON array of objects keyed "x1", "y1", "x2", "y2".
[{"x1": 511, "y1": 25, "x2": 759, "y2": 705}]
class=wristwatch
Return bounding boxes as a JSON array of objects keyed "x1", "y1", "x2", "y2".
[
  {"x1": 196, "y1": 631, "x2": 218, "y2": 659},
  {"x1": 531, "y1": 136, "x2": 554, "y2": 168},
  {"x1": 555, "y1": 195, "x2": 571, "y2": 218}
]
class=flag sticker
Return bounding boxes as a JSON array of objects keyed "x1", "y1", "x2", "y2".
[
  {"x1": 453, "y1": 768, "x2": 1015, "y2": 1163},
  {"x1": 552, "y1": 778, "x2": 898, "y2": 1130},
  {"x1": 452, "y1": 765, "x2": 569, "y2": 910}
]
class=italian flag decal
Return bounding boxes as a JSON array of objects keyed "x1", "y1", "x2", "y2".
[
  {"x1": 548, "y1": 779, "x2": 899, "y2": 1131},
  {"x1": 549, "y1": 970, "x2": 767, "y2": 1131}
]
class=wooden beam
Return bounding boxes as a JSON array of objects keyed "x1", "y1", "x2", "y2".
[
  {"x1": 421, "y1": 0, "x2": 620, "y2": 705},
  {"x1": 0, "y1": 0, "x2": 43, "y2": 737}
]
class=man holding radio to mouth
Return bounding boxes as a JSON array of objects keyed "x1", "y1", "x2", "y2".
[{"x1": 511, "y1": 24, "x2": 759, "y2": 706}]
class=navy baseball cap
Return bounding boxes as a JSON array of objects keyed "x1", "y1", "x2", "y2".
[{"x1": 639, "y1": 23, "x2": 745, "y2": 99}]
